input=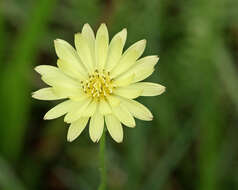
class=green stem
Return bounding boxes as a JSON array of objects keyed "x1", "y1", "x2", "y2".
[{"x1": 98, "y1": 130, "x2": 106, "y2": 190}]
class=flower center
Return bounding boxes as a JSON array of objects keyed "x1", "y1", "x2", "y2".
[{"x1": 81, "y1": 70, "x2": 115, "y2": 100}]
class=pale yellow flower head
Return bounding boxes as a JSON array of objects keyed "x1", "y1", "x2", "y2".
[{"x1": 32, "y1": 23, "x2": 165, "y2": 143}]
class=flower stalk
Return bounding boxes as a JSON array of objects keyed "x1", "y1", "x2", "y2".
[{"x1": 98, "y1": 129, "x2": 106, "y2": 190}]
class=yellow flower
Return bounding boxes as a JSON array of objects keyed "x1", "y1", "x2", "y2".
[{"x1": 32, "y1": 23, "x2": 165, "y2": 143}]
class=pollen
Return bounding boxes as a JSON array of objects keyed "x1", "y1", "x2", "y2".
[{"x1": 81, "y1": 69, "x2": 116, "y2": 100}]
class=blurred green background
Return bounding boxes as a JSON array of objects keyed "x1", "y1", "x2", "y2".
[{"x1": 0, "y1": 0, "x2": 238, "y2": 189}]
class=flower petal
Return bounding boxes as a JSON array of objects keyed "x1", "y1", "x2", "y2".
[
  {"x1": 54, "y1": 39, "x2": 86, "y2": 74},
  {"x1": 107, "y1": 95, "x2": 120, "y2": 107},
  {"x1": 105, "y1": 28, "x2": 127, "y2": 71},
  {"x1": 133, "y1": 68, "x2": 155, "y2": 83},
  {"x1": 129, "y1": 82, "x2": 166, "y2": 96},
  {"x1": 116, "y1": 55, "x2": 158, "y2": 84},
  {"x1": 57, "y1": 59, "x2": 86, "y2": 80},
  {"x1": 35, "y1": 65, "x2": 85, "y2": 100},
  {"x1": 95, "y1": 23, "x2": 109, "y2": 71},
  {"x1": 111, "y1": 39, "x2": 146, "y2": 78},
  {"x1": 35, "y1": 65, "x2": 79, "y2": 88},
  {"x1": 112, "y1": 105, "x2": 135, "y2": 128},
  {"x1": 44, "y1": 100, "x2": 75, "y2": 120},
  {"x1": 81, "y1": 100, "x2": 97, "y2": 117},
  {"x1": 113, "y1": 74, "x2": 134, "y2": 87},
  {"x1": 136, "y1": 55, "x2": 159, "y2": 65},
  {"x1": 35, "y1": 65, "x2": 58, "y2": 75},
  {"x1": 67, "y1": 117, "x2": 89, "y2": 142},
  {"x1": 113, "y1": 86, "x2": 142, "y2": 99},
  {"x1": 53, "y1": 86, "x2": 87, "y2": 101},
  {"x1": 64, "y1": 98, "x2": 91, "y2": 123},
  {"x1": 82, "y1": 23, "x2": 95, "y2": 55},
  {"x1": 99, "y1": 99, "x2": 112, "y2": 115},
  {"x1": 89, "y1": 111, "x2": 104, "y2": 142},
  {"x1": 74, "y1": 33, "x2": 94, "y2": 72},
  {"x1": 121, "y1": 98, "x2": 153, "y2": 121},
  {"x1": 32, "y1": 87, "x2": 66, "y2": 100},
  {"x1": 105, "y1": 114, "x2": 123, "y2": 143}
]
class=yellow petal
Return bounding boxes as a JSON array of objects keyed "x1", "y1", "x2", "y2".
[
  {"x1": 41, "y1": 75, "x2": 79, "y2": 91},
  {"x1": 67, "y1": 117, "x2": 89, "y2": 142},
  {"x1": 82, "y1": 23, "x2": 95, "y2": 54},
  {"x1": 89, "y1": 111, "x2": 104, "y2": 142},
  {"x1": 64, "y1": 99, "x2": 91, "y2": 123},
  {"x1": 105, "y1": 28, "x2": 127, "y2": 71},
  {"x1": 121, "y1": 98, "x2": 153, "y2": 121},
  {"x1": 32, "y1": 87, "x2": 66, "y2": 100},
  {"x1": 81, "y1": 100, "x2": 97, "y2": 117},
  {"x1": 99, "y1": 99, "x2": 112, "y2": 115},
  {"x1": 113, "y1": 87, "x2": 142, "y2": 99},
  {"x1": 105, "y1": 114, "x2": 123, "y2": 143},
  {"x1": 52, "y1": 86, "x2": 87, "y2": 101},
  {"x1": 57, "y1": 59, "x2": 86, "y2": 80},
  {"x1": 116, "y1": 55, "x2": 158, "y2": 84},
  {"x1": 74, "y1": 33, "x2": 94, "y2": 72},
  {"x1": 111, "y1": 39, "x2": 146, "y2": 78},
  {"x1": 54, "y1": 39, "x2": 85, "y2": 73},
  {"x1": 112, "y1": 105, "x2": 135, "y2": 128},
  {"x1": 133, "y1": 68, "x2": 155, "y2": 83},
  {"x1": 107, "y1": 95, "x2": 120, "y2": 107},
  {"x1": 95, "y1": 23, "x2": 109, "y2": 71},
  {"x1": 129, "y1": 82, "x2": 166, "y2": 96},
  {"x1": 35, "y1": 65, "x2": 58, "y2": 75},
  {"x1": 44, "y1": 100, "x2": 75, "y2": 120},
  {"x1": 113, "y1": 74, "x2": 134, "y2": 87},
  {"x1": 136, "y1": 55, "x2": 159, "y2": 65},
  {"x1": 35, "y1": 65, "x2": 79, "y2": 88}
]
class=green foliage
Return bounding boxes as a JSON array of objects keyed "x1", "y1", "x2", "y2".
[{"x1": 0, "y1": 0, "x2": 238, "y2": 189}]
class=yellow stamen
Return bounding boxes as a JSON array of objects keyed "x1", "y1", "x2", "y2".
[{"x1": 81, "y1": 70, "x2": 115, "y2": 101}]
